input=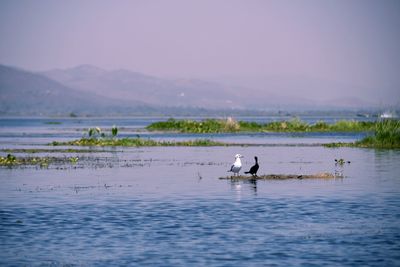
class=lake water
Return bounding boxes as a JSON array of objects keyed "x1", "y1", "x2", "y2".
[{"x1": 0, "y1": 117, "x2": 399, "y2": 266}]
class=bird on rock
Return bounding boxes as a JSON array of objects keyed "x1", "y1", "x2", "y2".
[
  {"x1": 245, "y1": 156, "x2": 259, "y2": 177},
  {"x1": 228, "y1": 154, "x2": 243, "y2": 176}
]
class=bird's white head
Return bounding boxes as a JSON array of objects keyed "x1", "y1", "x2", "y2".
[{"x1": 235, "y1": 154, "x2": 244, "y2": 159}]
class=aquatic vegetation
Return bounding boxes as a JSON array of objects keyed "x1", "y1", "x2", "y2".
[
  {"x1": 312, "y1": 120, "x2": 330, "y2": 131},
  {"x1": 0, "y1": 154, "x2": 17, "y2": 165},
  {"x1": 87, "y1": 126, "x2": 119, "y2": 139},
  {"x1": 51, "y1": 137, "x2": 227, "y2": 147},
  {"x1": 224, "y1": 117, "x2": 240, "y2": 132},
  {"x1": 52, "y1": 123, "x2": 226, "y2": 147},
  {"x1": 48, "y1": 120, "x2": 399, "y2": 148},
  {"x1": 264, "y1": 118, "x2": 309, "y2": 132},
  {"x1": 328, "y1": 120, "x2": 374, "y2": 132},
  {"x1": 44, "y1": 121, "x2": 62, "y2": 125},
  {"x1": 173, "y1": 139, "x2": 226, "y2": 146},
  {"x1": 355, "y1": 119, "x2": 400, "y2": 148},
  {"x1": 111, "y1": 125, "x2": 118, "y2": 137},
  {"x1": 334, "y1": 158, "x2": 350, "y2": 177},
  {"x1": 323, "y1": 142, "x2": 353, "y2": 148},
  {"x1": 237, "y1": 121, "x2": 263, "y2": 131},
  {"x1": 69, "y1": 157, "x2": 79, "y2": 163},
  {"x1": 147, "y1": 118, "x2": 376, "y2": 133},
  {"x1": 325, "y1": 120, "x2": 400, "y2": 149},
  {"x1": 0, "y1": 148, "x2": 119, "y2": 153},
  {"x1": 335, "y1": 158, "x2": 351, "y2": 165},
  {"x1": 88, "y1": 127, "x2": 103, "y2": 138},
  {"x1": 147, "y1": 118, "x2": 241, "y2": 133},
  {"x1": 0, "y1": 154, "x2": 51, "y2": 167},
  {"x1": 0, "y1": 154, "x2": 87, "y2": 168}
]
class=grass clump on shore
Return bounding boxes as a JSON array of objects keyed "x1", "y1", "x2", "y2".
[
  {"x1": 146, "y1": 118, "x2": 375, "y2": 133},
  {"x1": 355, "y1": 119, "x2": 400, "y2": 148},
  {"x1": 325, "y1": 120, "x2": 400, "y2": 149}
]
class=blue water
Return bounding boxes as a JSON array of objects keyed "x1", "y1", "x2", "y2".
[
  {"x1": 1, "y1": 117, "x2": 399, "y2": 266},
  {"x1": 2, "y1": 196, "x2": 399, "y2": 266}
]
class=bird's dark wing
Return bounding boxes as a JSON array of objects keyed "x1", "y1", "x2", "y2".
[
  {"x1": 254, "y1": 164, "x2": 259, "y2": 173},
  {"x1": 249, "y1": 164, "x2": 259, "y2": 174},
  {"x1": 228, "y1": 164, "x2": 234, "y2": 172}
]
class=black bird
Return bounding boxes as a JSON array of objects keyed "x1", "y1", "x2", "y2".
[{"x1": 245, "y1": 156, "x2": 259, "y2": 177}]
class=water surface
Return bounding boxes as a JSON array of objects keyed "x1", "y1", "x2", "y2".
[{"x1": 1, "y1": 118, "x2": 399, "y2": 266}]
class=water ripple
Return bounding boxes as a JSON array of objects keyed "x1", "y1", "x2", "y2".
[{"x1": 1, "y1": 196, "x2": 400, "y2": 266}]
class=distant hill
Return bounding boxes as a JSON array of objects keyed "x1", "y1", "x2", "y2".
[
  {"x1": 43, "y1": 65, "x2": 376, "y2": 111},
  {"x1": 43, "y1": 65, "x2": 251, "y2": 109},
  {"x1": 1, "y1": 63, "x2": 380, "y2": 116},
  {"x1": 0, "y1": 65, "x2": 154, "y2": 116},
  {"x1": 44, "y1": 65, "x2": 324, "y2": 110}
]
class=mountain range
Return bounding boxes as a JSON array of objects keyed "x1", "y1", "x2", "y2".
[
  {"x1": 0, "y1": 65, "x2": 156, "y2": 116},
  {"x1": 0, "y1": 64, "x2": 376, "y2": 116}
]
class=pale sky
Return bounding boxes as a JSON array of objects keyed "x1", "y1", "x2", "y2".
[{"x1": 0, "y1": 0, "x2": 399, "y2": 105}]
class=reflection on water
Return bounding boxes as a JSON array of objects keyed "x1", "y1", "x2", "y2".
[
  {"x1": 230, "y1": 178, "x2": 258, "y2": 197},
  {"x1": 1, "y1": 118, "x2": 400, "y2": 266}
]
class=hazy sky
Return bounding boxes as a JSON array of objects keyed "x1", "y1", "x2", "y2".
[{"x1": 0, "y1": 0, "x2": 399, "y2": 105}]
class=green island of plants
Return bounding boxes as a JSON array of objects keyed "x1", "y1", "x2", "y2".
[
  {"x1": 51, "y1": 137, "x2": 226, "y2": 147},
  {"x1": 325, "y1": 119, "x2": 400, "y2": 149},
  {"x1": 49, "y1": 120, "x2": 399, "y2": 149},
  {"x1": 146, "y1": 117, "x2": 376, "y2": 133},
  {"x1": 50, "y1": 126, "x2": 227, "y2": 147}
]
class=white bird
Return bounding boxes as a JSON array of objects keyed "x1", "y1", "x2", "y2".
[{"x1": 228, "y1": 154, "x2": 244, "y2": 176}]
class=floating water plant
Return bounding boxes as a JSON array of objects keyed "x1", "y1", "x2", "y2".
[
  {"x1": 334, "y1": 158, "x2": 350, "y2": 165},
  {"x1": 0, "y1": 154, "x2": 86, "y2": 168},
  {"x1": 111, "y1": 125, "x2": 118, "y2": 137},
  {"x1": 87, "y1": 126, "x2": 118, "y2": 139},
  {"x1": 0, "y1": 154, "x2": 17, "y2": 165},
  {"x1": 88, "y1": 127, "x2": 103, "y2": 138},
  {"x1": 0, "y1": 148, "x2": 119, "y2": 153},
  {"x1": 0, "y1": 154, "x2": 48, "y2": 167},
  {"x1": 69, "y1": 157, "x2": 79, "y2": 163}
]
